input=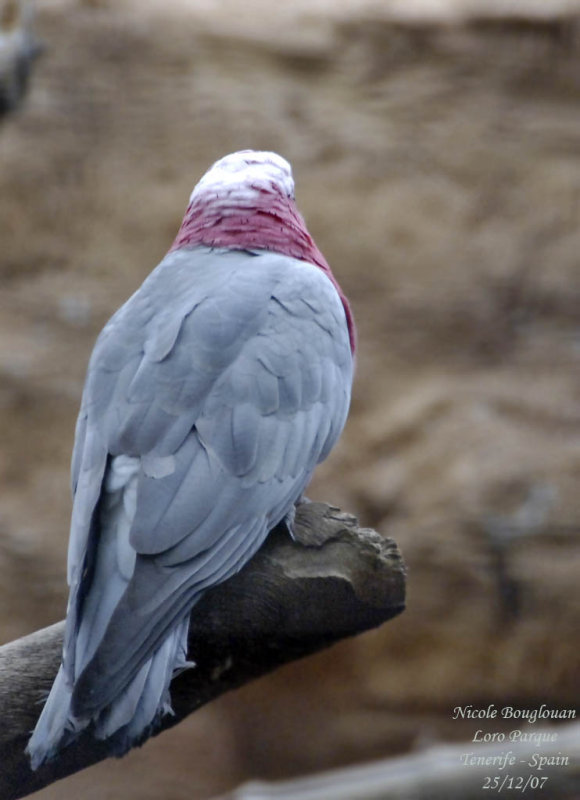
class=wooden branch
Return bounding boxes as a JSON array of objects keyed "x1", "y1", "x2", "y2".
[
  {"x1": 217, "y1": 721, "x2": 580, "y2": 800},
  {"x1": 0, "y1": 502, "x2": 405, "y2": 800}
]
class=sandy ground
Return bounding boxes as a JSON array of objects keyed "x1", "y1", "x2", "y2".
[{"x1": 1, "y1": 1, "x2": 579, "y2": 797}]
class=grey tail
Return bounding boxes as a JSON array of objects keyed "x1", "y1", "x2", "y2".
[{"x1": 26, "y1": 617, "x2": 192, "y2": 769}]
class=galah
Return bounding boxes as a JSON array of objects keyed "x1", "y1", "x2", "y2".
[
  {"x1": 0, "y1": 0, "x2": 41, "y2": 118},
  {"x1": 27, "y1": 150, "x2": 355, "y2": 768}
]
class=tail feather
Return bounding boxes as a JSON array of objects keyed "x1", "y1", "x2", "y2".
[
  {"x1": 94, "y1": 616, "x2": 191, "y2": 746},
  {"x1": 26, "y1": 617, "x2": 191, "y2": 768},
  {"x1": 26, "y1": 667, "x2": 84, "y2": 770},
  {"x1": 27, "y1": 454, "x2": 195, "y2": 769}
]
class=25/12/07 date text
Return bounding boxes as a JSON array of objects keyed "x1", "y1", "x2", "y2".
[{"x1": 483, "y1": 775, "x2": 548, "y2": 792}]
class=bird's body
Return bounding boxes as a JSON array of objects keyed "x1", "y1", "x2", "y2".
[{"x1": 27, "y1": 151, "x2": 355, "y2": 767}]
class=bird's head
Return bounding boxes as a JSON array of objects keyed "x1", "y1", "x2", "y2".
[
  {"x1": 171, "y1": 149, "x2": 355, "y2": 352},
  {"x1": 172, "y1": 149, "x2": 314, "y2": 258},
  {"x1": 189, "y1": 150, "x2": 295, "y2": 206}
]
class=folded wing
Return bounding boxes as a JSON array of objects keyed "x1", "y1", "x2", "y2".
[{"x1": 64, "y1": 246, "x2": 353, "y2": 720}]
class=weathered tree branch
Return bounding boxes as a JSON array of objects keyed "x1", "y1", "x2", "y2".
[{"x1": 0, "y1": 502, "x2": 405, "y2": 800}]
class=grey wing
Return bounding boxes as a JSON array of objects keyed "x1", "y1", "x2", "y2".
[{"x1": 65, "y1": 247, "x2": 353, "y2": 715}]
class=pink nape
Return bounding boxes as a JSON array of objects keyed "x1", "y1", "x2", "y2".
[{"x1": 170, "y1": 187, "x2": 356, "y2": 354}]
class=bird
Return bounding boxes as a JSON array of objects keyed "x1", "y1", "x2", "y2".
[
  {"x1": 0, "y1": 0, "x2": 41, "y2": 119},
  {"x1": 27, "y1": 149, "x2": 355, "y2": 768}
]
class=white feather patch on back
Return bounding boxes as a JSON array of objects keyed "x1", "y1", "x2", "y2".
[{"x1": 105, "y1": 454, "x2": 140, "y2": 493}]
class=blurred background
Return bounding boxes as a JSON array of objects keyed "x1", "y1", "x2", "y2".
[{"x1": 1, "y1": 0, "x2": 579, "y2": 797}]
